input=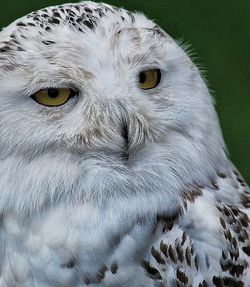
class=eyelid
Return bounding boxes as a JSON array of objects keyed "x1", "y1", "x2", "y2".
[{"x1": 27, "y1": 83, "x2": 79, "y2": 98}]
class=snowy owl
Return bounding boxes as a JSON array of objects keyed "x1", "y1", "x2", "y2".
[{"x1": 0, "y1": 1, "x2": 249, "y2": 286}]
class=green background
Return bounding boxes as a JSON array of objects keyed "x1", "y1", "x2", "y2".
[{"x1": 0, "y1": 0, "x2": 249, "y2": 182}]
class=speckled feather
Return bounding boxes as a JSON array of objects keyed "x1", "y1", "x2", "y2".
[{"x1": 0, "y1": 1, "x2": 249, "y2": 286}]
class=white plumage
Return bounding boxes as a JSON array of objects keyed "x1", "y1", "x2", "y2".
[{"x1": 0, "y1": 2, "x2": 249, "y2": 286}]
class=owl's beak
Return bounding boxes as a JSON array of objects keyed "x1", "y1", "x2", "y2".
[
  {"x1": 121, "y1": 122, "x2": 130, "y2": 161},
  {"x1": 121, "y1": 123, "x2": 129, "y2": 148}
]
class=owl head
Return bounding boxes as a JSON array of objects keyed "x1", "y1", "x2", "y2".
[{"x1": 0, "y1": 2, "x2": 228, "y2": 213}]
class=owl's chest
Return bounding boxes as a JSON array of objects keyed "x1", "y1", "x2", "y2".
[{"x1": 0, "y1": 204, "x2": 156, "y2": 286}]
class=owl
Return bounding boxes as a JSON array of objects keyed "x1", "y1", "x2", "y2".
[{"x1": 0, "y1": 1, "x2": 249, "y2": 286}]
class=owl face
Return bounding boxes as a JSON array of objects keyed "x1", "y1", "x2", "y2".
[
  {"x1": 0, "y1": 2, "x2": 227, "y2": 212},
  {"x1": 0, "y1": 2, "x2": 214, "y2": 156}
]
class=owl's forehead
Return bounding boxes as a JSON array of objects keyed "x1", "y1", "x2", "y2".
[
  {"x1": 13, "y1": 1, "x2": 149, "y2": 33},
  {"x1": 0, "y1": 1, "x2": 169, "y2": 73}
]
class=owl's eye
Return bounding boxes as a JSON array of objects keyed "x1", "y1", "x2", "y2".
[
  {"x1": 138, "y1": 69, "x2": 161, "y2": 90},
  {"x1": 31, "y1": 88, "x2": 76, "y2": 107}
]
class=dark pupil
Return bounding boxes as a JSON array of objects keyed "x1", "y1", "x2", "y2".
[
  {"x1": 48, "y1": 88, "x2": 59, "y2": 98},
  {"x1": 139, "y1": 72, "x2": 146, "y2": 84}
]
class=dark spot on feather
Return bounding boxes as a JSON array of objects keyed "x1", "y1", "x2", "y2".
[
  {"x1": 160, "y1": 241, "x2": 168, "y2": 258},
  {"x1": 232, "y1": 237, "x2": 237, "y2": 249},
  {"x1": 176, "y1": 269, "x2": 188, "y2": 284},
  {"x1": 222, "y1": 250, "x2": 227, "y2": 260},
  {"x1": 84, "y1": 277, "x2": 90, "y2": 285},
  {"x1": 33, "y1": 16, "x2": 40, "y2": 21},
  {"x1": 242, "y1": 245, "x2": 250, "y2": 256},
  {"x1": 211, "y1": 181, "x2": 219, "y2": 190},
  {"x1": 205, "y1": 254, "x2": 210, "y2": 268},
  {"x1": 16, "y1": 22, "x2": 26, "y2": 27},
  {"x1": 76, "y1": 17, "x2": 84, "y2": 24},
  {"x1": 96, "y1": 266, "x2": 108, "y2": 282},
  {"x1": 83, "y1": 266, "x2": 108, "y2": 284},
  {"x1": 212, "y1": 276, "x2": 224, "y2": 287},
  {"x1": 110, "y1": 262, "x2": 118, "y2": 274},
  {"x1": 185, "y1": 247, "x2": 191, "y2": 266},
  {"x1": 230, "y1": 264, "x2": 245, "y2": 277},
  {"x1": 181, "y1": 232, "x2": 187, "y2": 246},
  {"x1": 69, "y1": 12, "x2": 76, "y2": 18},
  {"x1": 85, "y1": 7, "x2": 92, "y2": 13},
  {"x1": 241, "y1": 193, "x2": 250, "y2": 208},
  {"x1": 49, "y1": 18, "x2": 60, "y2": 25},
  {"x1": 223, "y1": 230, "x2": 236, "y2": 251},
  {"x1": 168, "y1": 244, "x2": 177, "y2": 264},
  {"x1": 217, "y1": 172, "x2": 227, "y2": 178},
  {"x1": 151, "y1": 246, "x2": 165, "y2": 264},
  {"x1": 230, "y1": 207, "x2": 239, "y2": 216},
  {"x1": 0, "y1": 46, "x2": 11, "y2": 53},
  {"x1": 190, "y1": 244, "x2": 195, "y2": 255},
  {"x1": 61, "y1": 258, "x2": 75, "y2": 269},
  {"x1": 223, "y1": 206, "x2": 231, "y2": 217},
  {"x1": 17, "y1": 46, "x2": 25, "y2": 51},
  {"x1": 53, "y1": 12, "x2": 61, "y2": 18},
  {"x1": 156, "y1": 209, "x2": 182, "y2": 232},
  {"x1": 127, "y1": 11, "x2": 135, "y2": 23},
  {"x1": 141, "y1": 260, "x2": 162, "y2": 280},
  {"x1": 233, "y1": 170, "x2": 239, "y2": 176},
  {"x1": 183, "y1": 185, "x2": 203, "y2": 204},
  {"x1": 42, "y1": 40, "x2": 56, "y2": 45},
  {"x1": 199, "y1": 280, "x2": 208, "y2": 287},
  {"x1": 223, "y1": 277, "x2": 244, "y2": 287},
  {"x1": 83, "y1": 20, "x2": 94, "y2": 29},
  {"x1": 219, "y1": 217, "x2": 226, "y2": 229},
  {"x1": 152, "y1": 27, "x2": 165, "y2": 37},
  {"x1": 194, "y1": 255, "x2": 199, "y2": 270},
  {"x1": 239, "y1": 213, "x2": 249, "y2": 228},
  {"x1": 98, "y1": 11, "x2": 104, "y2": 17},
  {"x1": 175, "y1": 240, "x2": 184, "y2": 262}
]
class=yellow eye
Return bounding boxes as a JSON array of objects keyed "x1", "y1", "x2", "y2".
[
  {"x1": 31, "y1": 88, "x2": 75, "y2": 107},
  {"x1": 138, "y1": 69, "x2": 161, "y2": 90}
]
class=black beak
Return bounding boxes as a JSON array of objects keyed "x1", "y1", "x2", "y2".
[{"x1": 121, "y1": 122, "x2": 129, "y2": 161}]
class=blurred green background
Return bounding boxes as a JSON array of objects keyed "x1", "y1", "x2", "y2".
[{"x1": 0, "y1": 0, "x2": 249, "y2": 182}]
